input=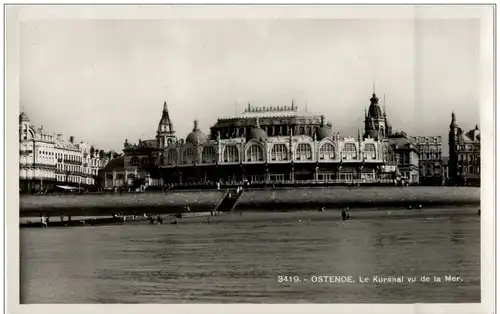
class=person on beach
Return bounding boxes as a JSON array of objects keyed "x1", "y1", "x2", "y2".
[
  {"x1": 341, "y1": 209, "x2": 347, "y2": 221},
  {"x1": 41, "y1": 214, "x2": 48, "y2": 227},
  {"x1": 157, "y1": 215, "x2": 163, "y2": 224},
  {"x1": 149, "y1": 215, "x2": 154, "y2": 225},
  {"x1": 207, "y1": 216, "x2": 211, "y2": 223}
]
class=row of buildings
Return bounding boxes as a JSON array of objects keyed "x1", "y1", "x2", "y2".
[
  {"x1": 99, "y1": 92, "x2": 481, "y2": 189},
  {"x1": 19, "y1": 112, "x2": 112, "y2": 192},
  {"x1": 19, "y1": 91, "x2": 480, "y2": 191}
]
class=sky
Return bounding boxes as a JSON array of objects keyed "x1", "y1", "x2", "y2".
[{"x1": 19, "y1": 16, "x2": 481, "y2": 155}]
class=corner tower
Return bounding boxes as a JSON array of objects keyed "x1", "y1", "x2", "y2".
[
  {"x1": 363, "y1": 92, "x2": 388, "y2": 140},
  {"x1": 156, "y1": 101, "x2": 176, "y2": 149},
  {"x1": 448, "y1": 111, "x2": 459, "y2": 184}
]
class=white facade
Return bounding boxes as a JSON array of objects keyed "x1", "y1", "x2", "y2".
[{"x1": 19, "y1": 112, "x2": 109, "y2": 191}]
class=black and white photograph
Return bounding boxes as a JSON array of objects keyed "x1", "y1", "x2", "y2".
[{"x1": 4, "y1": 3, "x2": 496, "y2": 313}]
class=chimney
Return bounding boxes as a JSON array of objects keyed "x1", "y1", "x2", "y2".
[
  {"x1": 69, "y1": 136, "x2": 74, "y2": 143},
  {"x1": 193, "y1": 120, "x2": 199, "y2": 131}
]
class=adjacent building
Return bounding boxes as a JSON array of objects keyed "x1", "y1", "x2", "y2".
[
  {"x1": 409, "y1": 135, "x2": 444, "y2": 185},
  {"x1": 19, "y1": 112, "x2": 110, "y2": 192},
  {"x1": 388, "y1": 131, "x2": 420, "y2": 184},
  {"x1": 448, "y1": 112, "x2": 480, "y2": 186}
]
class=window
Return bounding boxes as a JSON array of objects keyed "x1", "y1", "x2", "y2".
[
  {"x1": 223, "y1": 145, "x2": 239, "y2": 162},
  {"x1": 271, "y1": 144, "x2": 288, "y2": 161},
  {"x1": 183, "y1": 148, "x2": 194, "y2": 164},
  {"x1": 296, "y1": 143, "x2": 312, "y2": 160},
  {"x1": 319, "y1": 143, "x2": 335, "y2": 160},
  {"x1": 342, "y1": 143, "x2": 357, "y2": 159},
  {"x1": 364, "y1": 143, "x2": 376, "y2": 159},
  {"x1": 246, "y1": 144, "x2": 264, "y2": 162},
  {"x1": 202, "y1": 146, "x2": 215, "y2": 163}
]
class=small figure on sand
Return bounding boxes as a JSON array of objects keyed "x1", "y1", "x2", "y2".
[
  {"x1": 341, "y1": 207, "x2": 350, "y2": 221},
  {"x1": 157, "y1": 215, "x2": 163, "y2": 224},
  {"x1": 206, "y1": 216, "x2": 211, "y2": 224},
  {"x1": 319, "y1": 207, "x2": 325, "y2": 212},
  {"x1": 41, "y1": 214, "x2": 48, "y2": 227},
  {"x1": 148, "y1": 215, "x2": 155, "y2": 225}
]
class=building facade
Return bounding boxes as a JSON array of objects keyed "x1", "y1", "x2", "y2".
[
  {"x1": 104, "y1": 93, "x2": 412, "y2": 188},
  {"x1": 409, "y1": 135, "x2": 444, "y2": 185},
  {"x1": 19, "y1": 112, "x2": 110, "y2": 192},
  {"x1": 448, "y1": 112, "x2": 480, "y2": 186},
  {"x1": 388, "y1": 132, "x2": 420, "y2": 184}
]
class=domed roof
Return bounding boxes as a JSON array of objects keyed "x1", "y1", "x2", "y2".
[
  {"x1": 102, "y1": 157, "x2": 124, "y2": 172},
  {"x1": 368, "y1": 93, "x2": 383, "y2": 119},
  {"x1": 247, "y1": 128, "x2": 267, "y2": 142},
  {"x1": 247, "y1": 117, "x2": 268, "y2": 142},
  {"x1": 186, "y1": 120, "x2": 208, "y2": 145},
  {"x1": 317, "y1": 126, "x2": 333, "y2": 140},
  {"x1": 316, "y1": 115, "x2": 333, "y2": 140},
  {"x1": 19, "y1": 112, "x2": 29, "y2": 122}
]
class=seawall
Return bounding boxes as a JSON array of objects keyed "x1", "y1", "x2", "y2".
[
  {"x1": 19, "y1": 186, "x2": 481, "y2": 217},
  {"x1": 19, "y1": 190, "x2": 227, "y2": 217},
  {"x1": 233, "y1": 186, "x2": 480, "y2": 211}
]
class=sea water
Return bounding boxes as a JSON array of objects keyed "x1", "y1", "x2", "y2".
[{"x1": 20, "y1": 209, "x2": 480, "y2": 303}]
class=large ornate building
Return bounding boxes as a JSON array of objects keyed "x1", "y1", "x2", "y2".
[
  {"x1": 103, "y1": 93, "x2": 418, "y2": 188},
  {"x1": 448, "y1": 112, "x2": 480, "y2": 186},
  {"x1": 409, "y1": 135, "x2": 444, "y2": 185},
  {"x1": 19, "y1": 112, "x2": 110, "y2": 192}
]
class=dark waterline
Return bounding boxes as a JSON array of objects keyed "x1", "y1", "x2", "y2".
[{"x1": 20, "y1": 209, "x2": 480, "y2": 303}]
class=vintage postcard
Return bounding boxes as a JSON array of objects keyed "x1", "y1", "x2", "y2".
[{"x1": 4, "y1": 3, "x2": 496, "y2": 314}]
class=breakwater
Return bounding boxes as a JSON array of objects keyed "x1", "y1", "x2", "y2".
[
  {"x1": 232, "y1": 186, "x2": 480, "y2": 211},
  {"x1": 19, "y1": 186, "x2": 480, "y2": 217}
]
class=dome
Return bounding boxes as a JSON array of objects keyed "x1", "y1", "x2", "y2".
[
  {"x1": 247, "y1": 117, "x2": 267, "y2": 142},
  {"x1": 317, "y1": 126, "x2": 333, "y2": 140},
  {"x1": 316, "y1": 115, "x2": 333, "y2": 140},
  {"x1": 247, "y1": 127, "x2": 268, "y2": 142},
  {"x1": 102, "y1": 157, "x2": 124, "y2": 172},
  {"x1": 368, "y1": 93, "x2": 383, "y2": 119},
  {"x1": 19, "y1": 112, "x2": 29, "y2": 122},
  {"x1": 186, "y1": 120, "x2": 208, "y2": 145}
]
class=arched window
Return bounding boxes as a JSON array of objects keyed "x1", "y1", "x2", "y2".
[
  {"x1": 167, "y1": 149, "x2": 177, "y2": 165},
  {"x1": 296, "y1": 143, "x2": 312, "y2": 160},
  {"x1": 364, "y1": 143, "x2": 376, "y2": 159},
  {"x1": 223, "y1": 145, "x2": 239, "y2": 162},
  {"x1": 342, "y1": 143, "x2": 357, "y2": 159},
  {"x1": 183, "y1": 148, "x2": 194, "y2": 164},
  {"x1": 271, "y1": 144, "x2": 288, "y2": 161},
  {"x1": 202, "y1": 146, "x2": 215, "y2": 163},
  {"x1": 319, "y1": 143, "x2": 335, "y2": 160},
  {"x1": 246, "y1": 144, "x2": 264, "y2": 162}
]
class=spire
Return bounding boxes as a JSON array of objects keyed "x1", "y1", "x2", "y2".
[
  {"x1": 383, "y1": 94, "x2": 387, "y2": 117},
  {"x1": 163, "y1": 101, "x2": 168, "y2": 112},
  {"x1": 193, "y1": 119, "x2": 199, "y2": 131},
  {"x1": 373, "y1": 80, "x2": 376, "y2": 94},
  {"x1": 357, "y1": 128, "x2": 361, "y2": 141},
  {"x1": 291, "y1": 100, "x2": 295, "y2": 110},
  {"x1": 450, "y1": 111, "x2": 457, "y2": 128}
]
